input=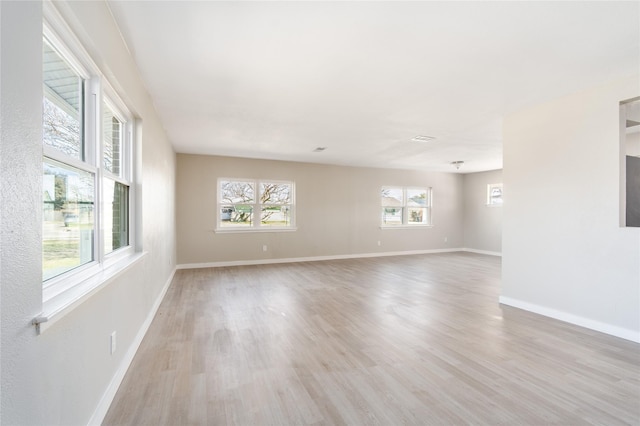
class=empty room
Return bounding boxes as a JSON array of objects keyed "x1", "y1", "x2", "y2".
[{"x1": 1, "y1": 1, "x2": 639, "y2": 425}]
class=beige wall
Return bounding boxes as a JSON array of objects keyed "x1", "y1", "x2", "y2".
[
  {"x1": 177, "y1": 154, "x2": 464, "y2": 265},
  {"x1": 502, "y1": 75, "x2": 640, "y2": 341},
  {"x1": 463, "y1": 170, "x2": 503, "y2": 254}
]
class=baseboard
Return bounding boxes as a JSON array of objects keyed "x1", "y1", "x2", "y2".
[
  {"x1": 88, "y1": 266, "x2": 176, "y2": 425},
  {"x1": 499, "y1": 296, "x2": 640, "y2": 343},
  {"x1": 177, "y1": 248, "x2": 463, "y2": 270},
  {"x1": 462, "y1": 248, "x2": 502, "y2": 257}
]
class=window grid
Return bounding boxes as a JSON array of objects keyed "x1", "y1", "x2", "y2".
[
  {"x1": 381, "y1": 186, "x2": 432, "y2": 226},
  {"x1": 218, "y1": 179, "x2": 295, "y2": 230}
]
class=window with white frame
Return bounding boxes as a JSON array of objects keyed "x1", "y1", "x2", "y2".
[
  {"x1": 381, "y1": 187, "x2": 431, "y2": 226},
  {"x1": 487, "y1": 183, "x2": 503, "y2": 205},
  {"x1": 217, "y1": 179, "x2": 295, "y2": 230},
  {"x1": 42, "y1": 28, "x2": 134, "y2": 288}
]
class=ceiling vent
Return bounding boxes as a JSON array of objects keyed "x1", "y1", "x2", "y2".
[{"x1": 411, "y1": 135, "x2": 436, "y2": 143}]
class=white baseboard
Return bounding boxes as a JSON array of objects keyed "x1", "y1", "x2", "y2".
[
  {"x1": 177, "y1": 248, "x2": 463, "y2": 270},
  {"x1": 88, "y1": 267, "x2": 176, "y2": 425},
  {"x1": 462, "y1": 248, "x2": 502, "y2": 257},
  {"x1": 499, "y1": 296, "x2": 640, "y2": 343}
]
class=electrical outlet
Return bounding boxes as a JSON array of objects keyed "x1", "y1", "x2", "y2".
[
  {"x1": 377, "y1": 240, "x2": 381, "y2": 246},
  {"x1": 262, "y1": 245, "x2": 268, "y2": 252},
  {"x1": 444, "y1": 237, "x2": 448, "y2": 243},
  {"x1": 110, "y1": 331, "x2": 117, "y2": 355}
]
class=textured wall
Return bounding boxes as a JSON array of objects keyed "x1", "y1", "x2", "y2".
[
  {"x1": 0, "y1": 2, "x2": 176, "y2": 424},
  {"x1": 1, "y1": 1, "x2": 45, "y2": 421}
]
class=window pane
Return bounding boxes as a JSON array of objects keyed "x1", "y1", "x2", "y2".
[
  {"x1": 219, "y1": 205, "x2": 253, "y2": 227},
  {"x1": 381, "y1": 187, "x2": 403, "y2": 206},
  {"x1": 407, "y1": 189, "x2": 428, "y2": 207},
  {"x1": 43, "y1": 159, "x2": 95, "y2": 281},
  {"x1": 43, "y1": 39, "x2": 83, "y2": 160},
  {"x1": 261, "y1": 206, "x2": 291, "y2": 226},
  {"x1": 260, "y1": 182, "x2": 291, "y2": 204},
  {"x1": 103, "y1": 104, "x2": 123, "y2": 175},
  {"x1": 104, "y1": 179, "x2": 129, "y2": 254},
  {"x1": 382, "y1": 207, "x2": 403, "y2": 225},
  {"x1": 221, "y1": 181, "x2": 254, "y2": 203},
  {"x1": 408, "y1": 207, "x2": 428, "y2": 224}
]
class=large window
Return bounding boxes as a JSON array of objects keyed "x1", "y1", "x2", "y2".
[
  {"x1": 381, "y1": 186, "x2": 431, "y2": 227},
  {"x1": 42, "y1": 29, "x2": 134, "y2": 289},
  {"x1": 218, "y1": 179, "x2": 295, "y2": 230}
]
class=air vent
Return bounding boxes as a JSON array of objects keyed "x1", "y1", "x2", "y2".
[{"x1": 411, "y1": 135, "x2": 436, "y2": 143}]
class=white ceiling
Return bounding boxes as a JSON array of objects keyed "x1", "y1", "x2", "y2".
[{"x1": 107, "y1": 1, "x2": 639, "y2": 173}]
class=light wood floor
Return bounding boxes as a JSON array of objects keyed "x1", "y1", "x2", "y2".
[{"x1": 103, "y1": 253, "x2": 640, "y2": 425}]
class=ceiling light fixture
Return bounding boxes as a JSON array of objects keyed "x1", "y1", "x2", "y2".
[
  {"x1": 313, "y1": 147, "x2": 327, "y2": 152},
  {"x1": 451, "y1": 161, "x2": 464, "y2": 170},
  {"x1": 411, "y1": 135, "x2": 436, "y2": 143}
]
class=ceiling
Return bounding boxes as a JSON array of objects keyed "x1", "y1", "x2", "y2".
[{"x1": 107, "y1": 1, "x2": 639, "y2": 173}]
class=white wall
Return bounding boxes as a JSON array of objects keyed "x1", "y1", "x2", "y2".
[
  {"x1": 177, "y1": 154, "x2": 464, "y2": 266},
  {"x1": 463, "y1": 170, "x2": 503, "y2": 254},
  {"x1": 502, "y1": 75, "x2": 640, "y2": 342},
  {"x1": 0, "y1": 2, "x2": 176, "y2": 425}
]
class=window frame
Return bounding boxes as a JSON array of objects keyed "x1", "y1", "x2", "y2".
[
  {"x1": 380, "y1": 186, "x2": 432, "y2": 228},
  {"x1": 40, "y1": 6, "x2": 139, "y2": 314},
  {"x1": 216, "y1": 178, "x2": 296, "y2": 233},
  {"x1": 487, "y1": 183, "x2": 504, "y2": 206},
  {"x1": 100, "y1": 94, "x2": 134, "y2": 261}
]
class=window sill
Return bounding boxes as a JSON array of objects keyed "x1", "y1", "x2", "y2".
[
  {"x1": 33, "y1": 251, "x2": 147, "y2": 334},
  {"x1": 380, "y1": 225, "x2": 434, "y2": 230},
  {"x1": 214, "y1": 227, "x2": 297, "y2": 234}
]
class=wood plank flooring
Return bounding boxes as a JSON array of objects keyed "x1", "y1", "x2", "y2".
[{"x1": 103, "y1": 253, "x2": 640, "y2": 425}]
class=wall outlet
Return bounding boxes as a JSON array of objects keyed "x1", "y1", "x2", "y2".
[
  {"x1": 377, "y1": 240, "x2": 381, "y2": 246},
  {"x1": 262, "y1": 245, "x2": 268, "y2": 252},
  {"x1": 444, "y1": 237, "x2": 448, "y2": 243},
  {"x1": 110, "y1": 331, "x2": 117, "y2": 355}
]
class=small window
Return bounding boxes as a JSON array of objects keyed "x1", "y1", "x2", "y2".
[
  {"x1": 381, "y1": 187, "x2": 431, "y2": 227},
  {"x1": 218, "y1": 179, "x2": 295, "y2": 231},
  {"x1": 487, "y1": 183, "x2": 503, "y2": 205}
]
